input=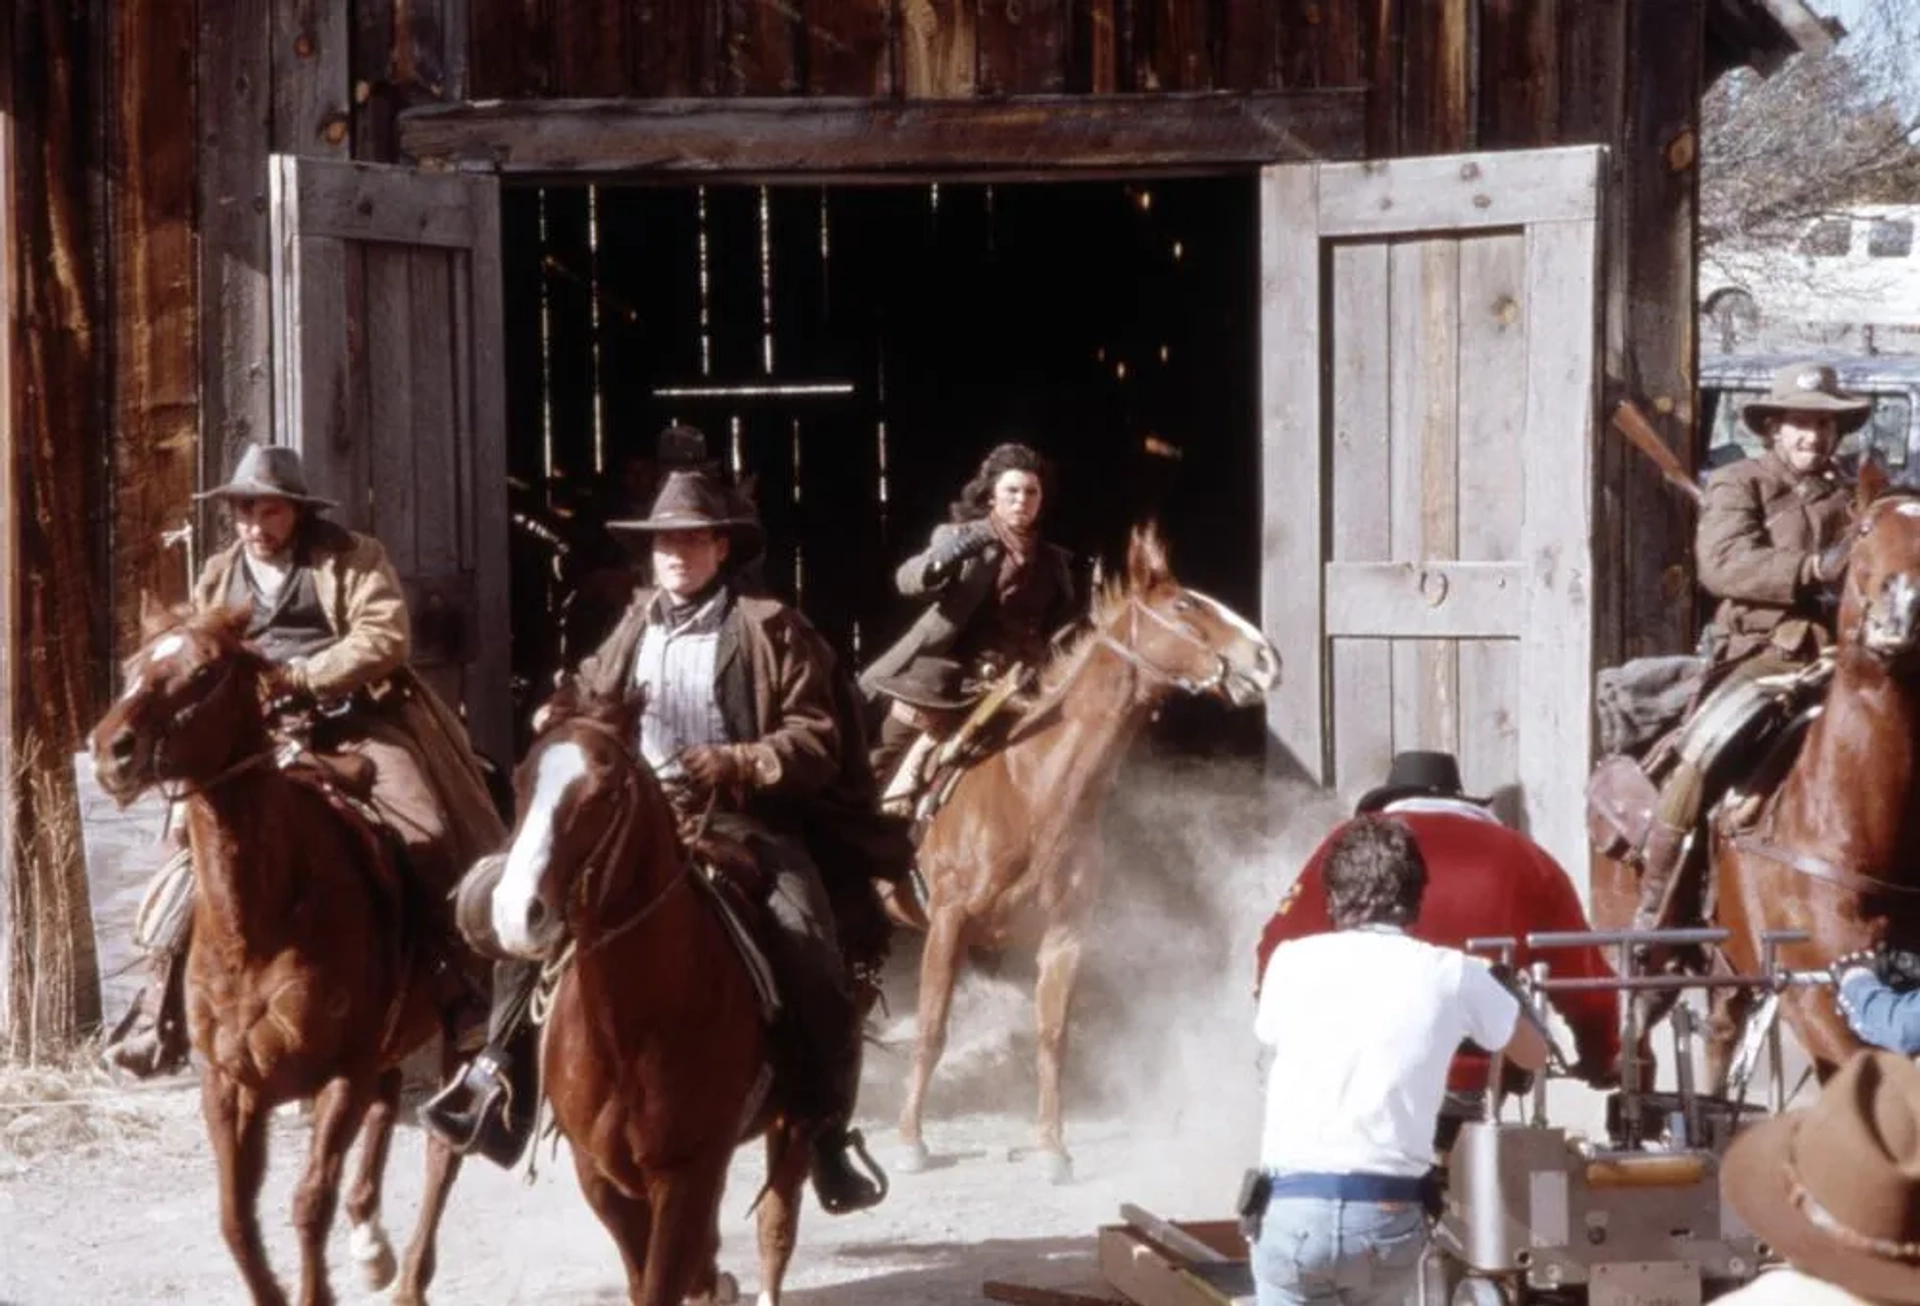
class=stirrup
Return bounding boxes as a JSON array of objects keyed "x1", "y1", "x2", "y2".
[
  {"x1": 811, "y1": 1127, "x2": 889, "y2": 1215},
  {"x1": 420, "y1": 1053, "x2": 510, "y2": 1156}
]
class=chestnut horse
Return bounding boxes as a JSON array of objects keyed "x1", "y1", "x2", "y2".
[
  {"x1": 1594, "y1": 465, "x2": 1920, "y2": 1086},
  {"x1": 896, "y1": 524, "x2": 1279, "y2": 1180},
  {"x1": 88, "y1": 599, "x2": 470, "y2": 1306},
  {"x1": 477, "y1": 687, "x2": 814, "y2": 1305}
]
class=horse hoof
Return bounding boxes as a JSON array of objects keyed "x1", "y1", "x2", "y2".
[
  {"x1": 1043, "y1": 1151, "x2": 1075, "y2": 1186},
  {"x1": 716, "y1": 1272, "x2": 740, "y2": 1304},
  {"x1": 348, "y1": 1221, "x2": 396, "y2": 1292},
  {"x1": 896, "y1": 1139, "x2": 931, "y2": 1174}
]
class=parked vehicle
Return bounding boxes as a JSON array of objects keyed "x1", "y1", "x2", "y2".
[{"x1": 1700, "y1": 351, "x2": 1920, "y2": 477}]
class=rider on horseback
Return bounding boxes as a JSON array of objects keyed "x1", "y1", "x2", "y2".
[
  {"x1": 426, "y1": 469, "x2": 892, "y2": 1216},
  {"x1": 858, "y1": 443, "x2": 1077, "y2": 801},
  {"x1": 1623, "y1": 363, "x2": 1867, "y2": 934},
  {"x1": 102, "y1": 444, "x2": 509, "y2": 1076}
]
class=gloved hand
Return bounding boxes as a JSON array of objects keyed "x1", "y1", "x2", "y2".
[
  {"x1": 1804, "y1": 540, "x2": 1851, "y2": 590},
  {"x1": 680, "y1": 743, "x2": 759, "y2": 794},
  {"x1": 1831, "y1": 946, "x2": 1882, "y2": 989},
  {"x1": 923, "y1": 520, "x2": 997, "y2": 584}
]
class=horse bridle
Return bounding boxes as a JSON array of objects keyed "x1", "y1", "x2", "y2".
[
  {"x1": 533, "y1": 714, "x2": 693, "y2": 958},
  {"x1": 136, "y1": 647, "x2": 276, "y2": 800},
  {"x1": 1094, "y1": 595, "x2": 1232, "y2": 695}
]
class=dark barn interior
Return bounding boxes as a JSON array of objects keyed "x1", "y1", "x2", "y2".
[{"x1": 500, "y1": 177, "x2": 1262, "y2": 753}]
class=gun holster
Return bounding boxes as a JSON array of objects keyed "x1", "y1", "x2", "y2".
[{"x1": 1236, "y1": 1168, "x2": 1272, "y2": 1240}]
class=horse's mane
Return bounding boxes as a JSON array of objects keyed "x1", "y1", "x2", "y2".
[{"x1": 1037, "y1": 571, "x2": 1133, "y2": 694}]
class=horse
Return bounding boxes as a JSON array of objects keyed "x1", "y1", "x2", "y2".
[
  {"x1": 87, "y1": 598, "x2": 470, "y2": 1306},
  {"x1": 474, "y1": 685, "x2": 819, "y2": 1305},
  {"x1": 894, "y1": 523, "x2": 1279, "y2": 1181},
  {"x1": 1593, "y1": 463, "x2": 1920, "y2": 1088}
]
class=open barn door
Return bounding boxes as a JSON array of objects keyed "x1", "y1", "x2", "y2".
[
  {"x1": 1260, "y1": 146, "x2": 1603, "y2": 885},
  {"x1": 269, "y1": 155, "x2": 511, "y2": 766}
]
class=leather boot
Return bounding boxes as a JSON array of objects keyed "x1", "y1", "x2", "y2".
[
  {"x1": 805, "y1": 1036, "x2": 887, "y2": 1215},
  {"x1": 103, "y1": 947, "x2": 190, "y2": 1078},
  {"x1": 421, "y1": 959, "x2": 542, "y2": 1168}
]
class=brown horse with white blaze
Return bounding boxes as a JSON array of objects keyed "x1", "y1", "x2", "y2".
[
  {"x1": 896, "y1": 524, "x2": 1278, "y2": 1181},
  {"x1": 478, "y1": 687, "x2": 812, "y2": 1305},
  {"x1": 88, "y1": 599, "x2": 470, "y2": 1306},
  {"x1": 1595, "y1": 465, "x2": 1920, "y2": 1086}
]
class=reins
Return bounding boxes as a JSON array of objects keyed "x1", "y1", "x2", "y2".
[{"x1": 1093, "y1": 596, "x2": 1230, "y2": 695}]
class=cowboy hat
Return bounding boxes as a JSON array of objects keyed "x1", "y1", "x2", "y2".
[
  {"x1": 1721, "y1": 1049, "x2": 1920, "y2": 1303},
  {"x1": 869, "y1": 657, "x2": 983, "y2": 712},
  {"x1": 1354, "y1": 750, "x2": 1492, "y2": 816},
  {"x1": 191, "y1": 443, "x2": 338, "y2": 510},
  {"x1": 607, "y1": 468, "x2": 765, "y2": 563},
  {"x1": 1742, "y1": 362, "x2": 1872, "y2": 436}
]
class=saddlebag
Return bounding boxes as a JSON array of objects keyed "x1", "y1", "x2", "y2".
[{"x1": 1585, "y1": 753, "x2": 1660, "y2": 862}]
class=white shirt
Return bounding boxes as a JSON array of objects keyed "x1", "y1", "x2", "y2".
[
  {"x1": 1256, "y1": 927, "x2": 1518, "y2": 1177},
  {"x1": 241, "y1": 549, "x2": 293, "y2": 602},
  {"x1": 632, "y1": 591, "x2": 731, "y2": 774}
]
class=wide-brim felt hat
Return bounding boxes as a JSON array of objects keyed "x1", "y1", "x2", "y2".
[
  {"x1": 870, "y1": 657, "x2": 983, "y2": 712},
  {"x1": 1743, "y1": 361, "x2": 1872, "y2": 436},
  {"x1": 191, "y1": 443, "x2": 338, "y2": 510},
  {"x1": 1354, "y1": 749, "x2": 1493, "y2": 816},
  {"x1": 1720, "y1": 1049, "x2": 1920, "y2": 1303},
  {"x1": 608, "y1": 469, "x2": 765, "y2": 563}
]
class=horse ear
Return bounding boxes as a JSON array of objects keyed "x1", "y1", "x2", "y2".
[
  {"x1": 138, "y1": 590, "x2": 172, "y2": 640},
  {"x1": 1857, "y1": 457, "x2": 1892, "y2": 514},
  {"x1": 208, "y1": 601, "x2": 253, "y2": 643},
  {"x1": 1126, "y1": 521, "x2": 1171, "y2": 591}
]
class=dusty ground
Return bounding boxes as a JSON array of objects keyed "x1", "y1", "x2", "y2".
[{"x1": 2, "y1": 752, "x2": 1300, "y2": 1305}]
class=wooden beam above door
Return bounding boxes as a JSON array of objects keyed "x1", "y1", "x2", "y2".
[{"x1": 396, "y1": 92, "x2": 1367, "y2": 181}]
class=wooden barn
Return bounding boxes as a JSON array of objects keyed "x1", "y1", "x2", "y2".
[{"x1": 1, "y1": 0, "x2": 1836, "y2": 1048}]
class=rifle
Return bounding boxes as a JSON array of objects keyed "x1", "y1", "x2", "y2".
[{"x1": 1610, "y1": 400, "x2": 1705, "y2": 508}]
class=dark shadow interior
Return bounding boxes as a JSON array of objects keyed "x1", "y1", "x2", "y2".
[{"x1": 500, "y1": 176, "x2": 1262, "y2": 756}]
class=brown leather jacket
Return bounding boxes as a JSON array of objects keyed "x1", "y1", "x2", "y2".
[{"x1": 1695, "y1": 451, "x2": 1852, "y2": 663}]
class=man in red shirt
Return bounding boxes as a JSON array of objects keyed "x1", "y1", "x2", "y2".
[{"x1": 1258, "y1": 752, "x2": 1621, "y2": 1113}]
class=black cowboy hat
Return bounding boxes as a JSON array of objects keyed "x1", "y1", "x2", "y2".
[
  {"x1": 1354, "y1": 750, "x2": 1492, "y2": 816},
  {"x1": 870, "y1": 657, "x2": 983, "y2": 712},
  {"x1": 607, "y1": 468, "x2": 765, "y2": 563},
  {"x1": 191, "y1": 443, "x2": 338, "y2": 510},
  {"x1": 1721, "y1": 1050, "x2": 1920, "y2": 1303}
]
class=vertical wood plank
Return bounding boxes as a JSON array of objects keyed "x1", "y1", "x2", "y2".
[
  {"x1": 1454, "y1": 232, "x2": 1527, "y2": 814},
  {"x1": 899, "y1": 0, "x2": 977, "y2": 96},
  {"x1": 1259, "y1": 164, "x2": 1325, "y2": 785},
  {"x1": 1220, "y1": 0, "x2": 1279, "y2": 89},
  {"x1": 976, "y1": 0, "x2": 1067, "y2": 94},
  {"x1": 1519, "y1": 213, "x2": 1599, "y2": 884},
  {"x1": 1400, "y1": 0, "x2": 1470, "y2": 153},
  {"x1": 1387, "y1": 239, "x2": 1460, "y2": 758},
  {"x1": 1361, "y1": 0, "x2": 1400, "y2": 156},
  {"x1": 410, "y1": 247, "x2": 468, "y2": 710},
  {"x1": 803, "y1": 0, "x2": 894, "y2": 95},
  {"x1": 552, "y1": 0, "x2": 631, "y2": 95},
  {"x1": 466, "y1": 178, "x2": 513, "y2": 766},
  {"x1": 1134, "y1": 0, "x2": 1211, "y2": 91},
  {"x1": 634, "y1": 0, "x2": 722, "y2": 96},
  {"x1": 469, "y1": 0, "x2": 551, "y2": 97},
  {"x1": 272, "y1": 0, "x2": 352, "y2": 155},
  {"x1": 352, "y1": 0, "x2": 399, "y2": 162},
  {"x1": 1478, "y1": 0, "x2": 1558, "y2": 149},
  {"x1": 364, "y1": 245, "x2": 417, "y2": 552},
  {"x1": 726, "y1": 0, "x2": 801, "y2": 92},
  {"x1": 198, "y1": 0, "x2": 273, "y2": 542},
  {"x1": 1328, "y1": 242, "x2": 1393, "y2": 803},
  {"x1": 110, "y1": 0, "x2": 200, "y2": 651}
]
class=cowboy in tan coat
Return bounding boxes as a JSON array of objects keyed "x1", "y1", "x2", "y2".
[
  {"x1": 104, "y1": 445, "x2": 507, "y2": 1075},
  {"x1": 1630, "y1": 363, "x2": 1868, "y2": 932}
]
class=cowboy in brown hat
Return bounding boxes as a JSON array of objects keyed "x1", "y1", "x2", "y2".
[
  {"x1": 102, "y1": 444, "x2": 507, "y2": 1076},
  {"x1": 1716, "y1": 1049, "x2": 1920, "y2": 1303},
  {"x1": 1628, "y1": 362, "x2": 1872, "y2": 937},
  {"x1": 425, "y1": 468, "x2": 893, "y2": 1213}
]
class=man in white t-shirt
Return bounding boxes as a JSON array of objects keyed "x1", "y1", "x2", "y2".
[{"x1": 1252, "y1": 816, "x2": 1549, "y2": 1306}]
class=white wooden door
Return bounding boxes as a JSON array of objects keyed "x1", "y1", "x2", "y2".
[
  {"x1": 270, "y1": 155, "x2": 511, "y2": 766},
  {"x1": 1261, "y1": 146, "x2": 1603, "y2": 885}
]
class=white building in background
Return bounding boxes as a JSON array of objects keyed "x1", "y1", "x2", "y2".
[{"x1": 1702, "y1": 204, "x2": 1920, "y2": 355}]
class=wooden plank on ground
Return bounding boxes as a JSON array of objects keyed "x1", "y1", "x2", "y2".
[
  {"x1": 110, "y1": 0, "x2": 200, "y2": 649},
  {"x1": 1315, "y1": 147, "x2": 1601, "y2": 237},
  {"x1": 1518, "y1": 215, "x2": 1599, "y2": 888},
  {"x1": 272, "y1": 0, "x2": 352, "y2": 155},
  {"x1": 198, "y1": 0, "x2": 273, "y2": 543},
  {"x1": 981, "y1": 1281, "x2": 1123, "y2": 1305},
  {"x1": 1454, "y1": 231, "x2": 1527, "y2": 809},
  {"x1": 396, "y1": 91, "x2": 1367, "y2": 178},
  {"x1": 1328, "y1": 241, "x2": 1393, "y2": 801},
  {"x1": 1258, "y1": 163, "x2": 1325, "y2": 786}
]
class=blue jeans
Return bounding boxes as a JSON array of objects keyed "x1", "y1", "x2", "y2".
[{"x1": 1252, "y1": 1197, "x2": 1428, "y2": 1306}]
